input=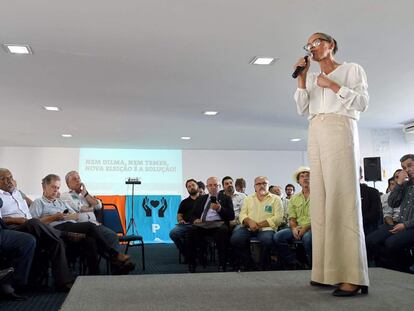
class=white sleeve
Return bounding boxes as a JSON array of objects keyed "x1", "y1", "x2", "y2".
[
  {"x1": 294, "y1": 88, "x2": 310, "y2": 116},
  {"x1": 337, "y1": 64, "x2": 369, "y2": 112},
  {"x1": 29, "y1": 199, "x2": 44, "y2": 218}
]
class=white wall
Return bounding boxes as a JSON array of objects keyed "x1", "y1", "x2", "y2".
[
  {"x1": 0, "y1": 128, "x2": 410, "y2": 198},
  {"x1": 0, "y1": 147, "x2": 307, "y2": 198},
  {"x1": 359, "y1": 128, "x2": 411, "y2": 192}
]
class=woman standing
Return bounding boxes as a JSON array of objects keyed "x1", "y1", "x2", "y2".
[{"x1": 293, "y1": 32, "x2": 369, "y2": 296}]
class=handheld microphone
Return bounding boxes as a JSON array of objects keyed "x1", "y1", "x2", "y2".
[{"x1": 292, "y1": 55, "x2": 309, "y2": 79}]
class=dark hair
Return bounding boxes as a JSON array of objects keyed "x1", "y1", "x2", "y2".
[
  {"x1": 42, "y1": 174, "x2": 60, "y2": 187},
  {"x1": 221, "y1": 176, "x2": 233, "y2": 185},
  {"x1": 387, "y1": 177, "x2": 395, "y2": 186},
  {"x1": 185, "y1": 179, "x2": 198, "y2": 187},
  {"x1": 235, "y1": 178, "x2": 246, "y2": 188},
  {"x1": 269, "y1": 185, "x2": 275, "y2": 191},
  {"x1": 400, "y1": 154, "x2": 414, "y2": 163},
  {"x1": 314, "y1": 32, "x2": 338, "y2": 55},
  {"x1": 197, "y1": 181, "x2": 205, "y2": 190},
  {"x1": 285, "y1": 184, "x2": 296, "y2": 191}
]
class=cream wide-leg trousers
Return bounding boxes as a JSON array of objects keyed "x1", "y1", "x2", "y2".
[{"x1": 308, "y1": 114, "x2": 369, "y2": 286}]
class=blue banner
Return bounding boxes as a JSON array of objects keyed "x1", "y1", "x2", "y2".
[{"x1": 125, "y1": 195, "x2": 181, "y2": 243}]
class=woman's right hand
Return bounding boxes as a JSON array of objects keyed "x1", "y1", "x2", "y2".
[{"x1": 294, "y1": 56, "x2": 310, "y2": 78}]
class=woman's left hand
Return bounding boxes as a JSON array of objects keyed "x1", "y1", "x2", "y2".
[{"x1": 316, "y1": 73, "x2": 333, "y2": 88}]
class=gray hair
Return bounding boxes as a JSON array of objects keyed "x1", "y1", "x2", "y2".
[
  {"x1": 65, "y1": 170, "x2": 78, "y2": 185},
  {"x1": 42, "y1": 174, "x2": 60, "y2": 187},
  {"x1": 400, "y1": 154, "x2": 414, "y2": 163}
]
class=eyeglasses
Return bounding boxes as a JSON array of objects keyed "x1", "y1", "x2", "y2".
[
  {"x1": 303, "y1": 38, "x2": 329, "y2": 52},
  {"x1": 255, "y1": 182, "x2": 268, "y2": 186}
]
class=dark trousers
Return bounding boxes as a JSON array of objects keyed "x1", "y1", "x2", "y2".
[
  {"x1": 366, "y1": 224, "x2": 414, "y2": 268},
  {"x1": 12, "y1": 218, "x2": 72, "y2": 286},
  {"x1": 55, "y1": 222, "x2": 118, "y2": 258},
  {"x1": 0, "y1": 229, "x2": 36, "y2": 287},
  {"x1": 186, "y1": 223, "x2": 230, "y2": 267}
]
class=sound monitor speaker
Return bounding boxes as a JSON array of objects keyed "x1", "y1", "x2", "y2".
[{"x1": 363, "y1": 157, "x2": 382, "y2": 182}]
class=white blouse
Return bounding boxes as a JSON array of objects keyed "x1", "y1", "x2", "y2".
[{"x1": 294, "y1": 62, "x2": 369, "y2": 120}]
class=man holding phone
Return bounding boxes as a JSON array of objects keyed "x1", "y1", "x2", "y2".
[{"x1": 186, "y1": 176, "x2": 235, "y2": 272}]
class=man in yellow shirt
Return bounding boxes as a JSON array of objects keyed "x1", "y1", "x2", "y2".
[{"x1": 230, "y1": 176, "x2": 283, "y2": 270}]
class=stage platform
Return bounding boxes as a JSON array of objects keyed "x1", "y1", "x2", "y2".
[{"x1": 61, "y1": 268, "x2": 413, "y2": 311}]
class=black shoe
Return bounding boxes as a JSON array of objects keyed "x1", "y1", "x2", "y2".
[
  {"x1": 0, "y1": 267, "x2": 14, "y2": 284},
  {"x1": 310, "y1": 281, "x2": 334, "y2": 288},
  {"x1": 112, "y1": 260, "x2": 136, "y2": 275},
  {"x1": 333, "y1": 285, "x2": 368, "y2": 297},
  {"x1": 1, "y1": 292, "x2": 27, "y2": 301}
]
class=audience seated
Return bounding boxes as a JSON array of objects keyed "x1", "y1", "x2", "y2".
[
  {"x1": 60, "y1": 171, "x2": 122, "y2": 259},
  {"x1": 366, "y1": 154, "x2": 414, "y2": 270},
  {"x1": 360, "y1": 167, "x2": 382, "y2": 235},
  {"x1": 30, "y1": 174, "x2": 135, "y2": 275},
  {"x1": 0, "y1": 197, "x2": 36, "y2": 300},
  {"x1": 382, "y1": 177, "x2": 400, "y2": 226},
  {"x1": 0, "y1": 168, "x2": 75, "y2": 292},
  {"x1": 186, "y1": 177, "x2": 235, "y2": 272},
  {"x1": 221, "y1": 176, "x2": 246, "y2": 228},
  {"x1": 235, "y1": 178, "x2": 247, "y2": 194},
  {"x1": 169, "y1": 179, "x2": 199, "y2": 261},
  {"x1": 274, "y1": 167, "x2": 312, "y2": 269},
  {"x1": 270, "y1": 185, "x2": 289, "y2": 229},
  {"x1": 231, "y1": 176, "x2": 283, "y2": 271},
  {"x1": 197, "y1": 181, "x2": 206, "y2": 196},
  {"x1": 285, "y1": 184, "x2": 295, "y2": 200}
]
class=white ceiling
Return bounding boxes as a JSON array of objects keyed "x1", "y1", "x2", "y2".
[{"x1": 1, "y1": 0, "x2": 413, "y2": 150}]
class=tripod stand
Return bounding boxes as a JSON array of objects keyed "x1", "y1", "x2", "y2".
[{"x1": 125, "y1": 179, "x2": 142, "y2": 235}]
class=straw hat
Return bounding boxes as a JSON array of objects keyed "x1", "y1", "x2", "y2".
[{"x1": 292, "y1": 166, "x2": 310, "y2": 183}]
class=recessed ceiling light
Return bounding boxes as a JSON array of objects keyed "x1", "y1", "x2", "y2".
[
  {"x1": 43, "y1": 106, "x2": 60, "y2": 111},
  {"x1": 61, "y1": 134, "x2": 72, "y2": 138},
  {"x1": 3, "y1": 44, "x2": 33, "y2": 55},
  {"x1": 181, "y1": 136, "x2": 191, "y2": 140},
  {"x1": 203, "y1": 111, "x2": 218, "y2": 116},
  {"x1": 290, "y1": 138, "x2": 301, "y2": 142},
  {"x1": 250, "y1": 57, "x2": 278, "y2": 65}
]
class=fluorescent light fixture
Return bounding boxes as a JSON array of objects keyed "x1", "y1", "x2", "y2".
[
  {"x1": 3, "y1": 44, "x2": 33, "y2": 55},
  {"x1": 250, "y1": 57, "x2": 278, "y2": 65},
  {"x1": 203, "y1": 111, "x2": 218, "y2": 116},
  {"x1": 43, "y1": 106, "x2": 60, "y2": 111},
  {"x1": 181, "y1": 136, "x2": 191, "y2": 140},
  {"x1": 61, "y1": 134, "x2": 72, "y2": 138},
  {"x1": 290, "y1": 138, "x2": 301, "y2": 142}
]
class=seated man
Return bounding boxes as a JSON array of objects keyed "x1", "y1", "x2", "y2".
[
  {"x1": 382, "y1": 177, "x2": 400, "y2": 226},
  {"x1": 221, "y1": 176, "x2": 246, "y2": 228},
  {"x1": 366, "y1": 154, "x2": 414, "y2": 270},
  {"x1": 269, "y1": 185, "x2": 289, "y2": 229},
  {"x1": 360, "y1": 167, "x2": 382, "y2": 235},
  {"x1": 231, "y1": 176, "x2": 283, "y2": 271},
  {"x1": 186, "y1": 177, "x2": 234, "y2": 272},
  {"x1": 0, "y1": 202, "x2": 36, "y2": 301},
  {"x1": 169, "y1": 179, "x2": 199, "y2": 260},
  {"x1": 285, "y1": 184, "x2": 295, "y2": 200},
  {"x1": 0, "y1": 168, "x2": 73, "y2": 291},
  {"x1": 30, "y1": 174, "x2": 135, "y2": 274},
  {"x1": 60, "y1": 171, "x2": 120, "y2": 253},
  {"x1": 274, "y1": 167, "x2": 312, "y2": 269}
]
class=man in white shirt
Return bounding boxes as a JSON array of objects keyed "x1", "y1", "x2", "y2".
[
  {"x1": 60, "y1": 171, "x2": 120, "y2": 252},
  {"x1": 0, "y1": 168, "x2": 73, "y2": 292},
  {"x1": 221, "y1": 176, "x2": 246, "y2": 227}
]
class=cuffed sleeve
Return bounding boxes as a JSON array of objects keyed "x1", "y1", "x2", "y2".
[
  {"x1": 337, "y1": 64, "x2": 369, "y2": 112},
  {"x1": 294, "y1": 88, "x2": 310, "y2": 116}
]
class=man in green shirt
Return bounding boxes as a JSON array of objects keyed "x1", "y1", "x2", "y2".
[{"x1": 273, "y1": 167, "x2": 312, "y2": 269}]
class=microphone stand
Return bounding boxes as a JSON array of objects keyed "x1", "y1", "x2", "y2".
[{"x1": 125, "y1": 179, "x2": 142, "y2": 235}]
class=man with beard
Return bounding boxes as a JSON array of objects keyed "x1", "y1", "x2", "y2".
[
  {"x1": 169, "y1": 179, "x2": 199, "y2": 260},
  {"x1": 221, "y1": 176, "x2": 246, "y2": 227}
]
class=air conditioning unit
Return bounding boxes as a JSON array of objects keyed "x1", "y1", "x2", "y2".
[{"x1": 403, "y1": 122, "x2": 414, "y2": 143}]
